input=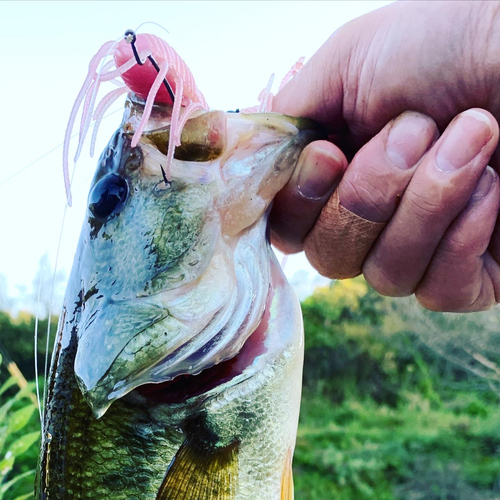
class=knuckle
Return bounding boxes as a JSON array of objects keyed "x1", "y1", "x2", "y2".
[
  {"x1": 438, "y1": 232, "x2": 483, "y2": 261},
  {"x1": 416, "y1": 276, "x2": 494, "y2": 313},
  {"x1": 415, "y1": 291, "x2": 454, "y2": 312},
  {"x1": 403, "y1": 188, "x2": 444, "y2": 223},
  {"x1": 341, "y1": 174, "x2": 393, "y2": 222},
  {"x1": 363, "y1": 259, "x2": 414, "y2": 298}
]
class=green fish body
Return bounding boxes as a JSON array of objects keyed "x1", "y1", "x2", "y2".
[{"x1": 38, "y1": 97, "x2": 321, "y2": 499}]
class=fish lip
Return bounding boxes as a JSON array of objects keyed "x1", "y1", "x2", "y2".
[{"x1": 234, "y1": 111, "x2": 326, "y2": 136}]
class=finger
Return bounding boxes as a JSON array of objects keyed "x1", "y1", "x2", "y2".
[
  {"x1": 272, "y1": 36, "x2": 345, "y2": 129},
  {"x1": 270, "y1": 140, "x2": 347, "y2": 254},
  {"x1": 415, "y1": 167, "x2": 500, "y2": 312},
  {"x1": 363, "y1": 108, "x2": 499, "y2": 296},
  {"x1": 304, "y1": 111, "x2": 438, "y2": 278},
  {"x1": 486, "y1": 199, "x2": 500, "y2": 267}
]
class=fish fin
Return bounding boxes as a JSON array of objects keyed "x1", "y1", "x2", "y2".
[
  {"x1": 281, "y1": 447, "x2": 294, "y2": 500},
  {"x1": 156, "y1": 436, "x2": 239, "y2": 500}
]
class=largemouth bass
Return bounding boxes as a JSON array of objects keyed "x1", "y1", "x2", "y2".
[{"x1": 37, "y1": 50, "x2": 322, "y2": 496}]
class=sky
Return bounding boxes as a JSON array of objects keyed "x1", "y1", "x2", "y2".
[{"x1": 0, "y1": 1, "x2": 392, "y2": 310}]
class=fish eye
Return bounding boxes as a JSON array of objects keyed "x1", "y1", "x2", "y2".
[{"x1": 88, "y1": 174, "x2": 128, "y2": 220}]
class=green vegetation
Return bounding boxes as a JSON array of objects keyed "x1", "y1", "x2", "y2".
[
  {"x1": 1, "y1": 278, "x2": 500, "y2": 499},
  {"x1": 0, "y1": 354, "x2": 39, "y2": 500},
  {"x1": 294, "y1": 278, "x2": 500, "y2": 499}
]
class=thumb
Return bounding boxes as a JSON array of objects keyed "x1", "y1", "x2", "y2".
[{"x1": 271, "y1": 36, "x2": 346, "y2": 131}]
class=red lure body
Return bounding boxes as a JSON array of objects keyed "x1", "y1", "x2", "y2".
[{"x1": 113, "y1": 33, "x2": 205, "y2": 107}]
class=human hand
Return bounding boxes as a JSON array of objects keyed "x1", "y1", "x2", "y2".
[{"x1": 270, "y1": 1, "x2": 500, "y2": 312}]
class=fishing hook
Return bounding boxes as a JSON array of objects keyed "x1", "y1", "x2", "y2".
[
  {"x1": 124, "y1": 29, "x2": 176, "y2": 104},
  {"x1": 160, "y1": 165, "x2": 170, "y2": 187}
]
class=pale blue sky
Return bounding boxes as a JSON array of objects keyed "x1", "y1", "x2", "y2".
[{"x1": 0, "y1": 1, "x2": 391, "y2": 308}]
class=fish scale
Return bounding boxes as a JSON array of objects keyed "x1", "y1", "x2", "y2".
[
  {"x1": 41, "y1": 340, "x2": 180, "y2": 498},
  {"x1": 39, "y1": 274, "x2": 303, "y2": 498}
]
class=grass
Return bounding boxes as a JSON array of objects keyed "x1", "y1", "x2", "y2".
[{"x1": 294, "y1": 391, "x2": 500, "y2": 499}]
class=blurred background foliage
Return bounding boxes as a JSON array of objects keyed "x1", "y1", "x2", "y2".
[
  {"x1": 0, "y1": 353, "x2": 39, "y2": 500},
  {"x1": 295, "y1": 278, "x2": 500, "y2": 499},
  {"x1": 1, "y1": 276, "x2": 500, "y2": 499}
]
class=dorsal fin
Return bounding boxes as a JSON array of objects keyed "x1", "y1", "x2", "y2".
[{"x1": 156, "y1": 435, "x2": 239, "y2": 500}]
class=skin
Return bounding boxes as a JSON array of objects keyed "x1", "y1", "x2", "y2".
[{"x1": 271, "y1": 0, "x2": 500, "y2": 312}]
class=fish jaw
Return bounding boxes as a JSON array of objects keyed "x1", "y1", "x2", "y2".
[{"x1": 71, "y1": 99, "x2": 322, "y2": 417}]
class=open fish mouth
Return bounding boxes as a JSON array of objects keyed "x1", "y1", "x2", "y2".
[
  {"x1": 75, "y1": 220, "x2": 272, "y2": 418},
  {"x1": 72, "y1": 99, "x2": 323, "y2": 418},
  {"x1": 135, "y1": 292, "x2": 272, "y2": 405}
]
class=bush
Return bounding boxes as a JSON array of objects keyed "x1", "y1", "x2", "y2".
[
  {"x1": 0, "y1": 354, "x2": 39, "y2": 500},
  {"x1": 295, "y1": 278, "x2": 500, "y2": 499}
]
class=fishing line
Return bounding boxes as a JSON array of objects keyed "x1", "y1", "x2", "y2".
[
  {"x1": 0, "y1": 143, "x2": 62, "y2": 188},
  {"x1": 41, "y1": 201, "x2": 68, "y2": 423},
  {"x1": 0, "y1": 108, "x2": 123, "y2": 189},
  {"x1": 34, "y1": 270, "x2": 44, "y2": 424},
  {"x1": 30, "y1": 106, "x2": 124, "y2": 424},
  {"x1": 33, "y1": 33, "x2": 136, "y2": 419},
  {"x1": 40, "y1": 29, "x2": 157, "y2": 397},
  {"x1": 11, "y1": 110, "x2": 123, "y2": 428},
  {"x1": 41, "y1": 151, "x2": 83, "y2": 421},
  {"x1": 74, "y1": 172, "x2": 95, "y2": 195},
  {"x1": 134, "y1": 20, "x2": 171, "y2": 37},
  {"x1": 41, "y1": 103, "x2": 101, "y2": 418}
]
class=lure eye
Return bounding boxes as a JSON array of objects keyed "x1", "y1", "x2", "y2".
[
  {"x1": 89, "y1": 174, "x2": 128, "y2": 220},
  {"x1": 124, "y1": 29, "x2": 136, "y2": 43}
]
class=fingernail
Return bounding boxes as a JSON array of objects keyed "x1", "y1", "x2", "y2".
[
  {"x1": 297, "y1": 147, "x2": 343, "y2": 199},
  {"x1": 436, "y1": 109, "x2": 493, "y2": 173},
  {"x1": 386, "y1": 112, "x2": 437, "y2": 169},
  {"x1": 472, "y1": 166, "x2": 496, "y2": 200}
]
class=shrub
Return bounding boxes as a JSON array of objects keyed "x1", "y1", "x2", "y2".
[{"x1": 0, "y1": 354, "x2": 39, "y2": 500}]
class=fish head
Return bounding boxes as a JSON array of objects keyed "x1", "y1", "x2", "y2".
[{"x1": 70, "y1": 96, "x2": 322, "y2": 417}]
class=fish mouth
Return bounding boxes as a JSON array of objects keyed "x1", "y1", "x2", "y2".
[
  {"x1": 136, "y1": 301, "x2": 270, "y2": 405},
  {"x1": 133, "y1": 255, "x2": 290, "y2": 407},
  {"x1": 73, "y1": 106, "x2": 320, "y2": 418}
]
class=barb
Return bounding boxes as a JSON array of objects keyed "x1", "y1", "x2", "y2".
[{"x1": 160, "y1": 165, "x2": 170, "y2": 186}]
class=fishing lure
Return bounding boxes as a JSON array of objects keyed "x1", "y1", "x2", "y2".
[{"x1": 63, "y1": 30, "x2": 209, "y2": 206}]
